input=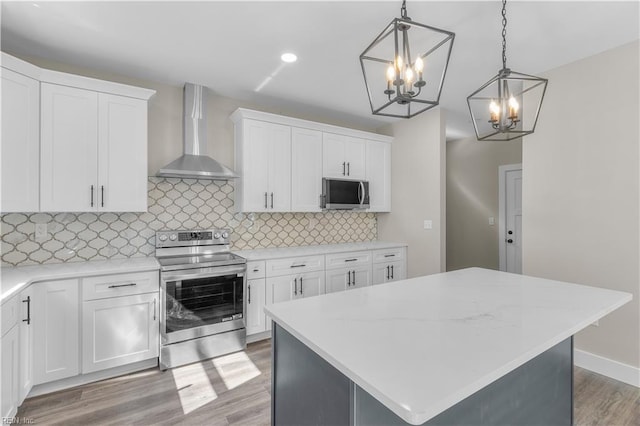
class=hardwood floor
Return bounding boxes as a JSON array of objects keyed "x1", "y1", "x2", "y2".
[{"x1": 17, "y1": 339, "x2": 639, "y2": 425}]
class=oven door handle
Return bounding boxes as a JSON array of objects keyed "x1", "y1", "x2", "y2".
[{"x1": 162, "y1": 265, "x2": 246, "y2": 282}]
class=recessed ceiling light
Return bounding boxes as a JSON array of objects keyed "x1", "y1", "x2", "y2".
[{"x1": 281, "y1": 53, "x2": 297, "y2": 63}]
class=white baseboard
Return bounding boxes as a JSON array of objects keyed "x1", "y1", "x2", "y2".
[{"x1": 574, "y1": 349, "x2": 640, "y2": 388}]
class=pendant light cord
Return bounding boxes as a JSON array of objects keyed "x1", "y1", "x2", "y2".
[
  {"x1": 501, "y1": 0, "x2": 508, "y2": 70},
  {"x1": 401, "y1": 0, "x2": 408, "y2": 19}
]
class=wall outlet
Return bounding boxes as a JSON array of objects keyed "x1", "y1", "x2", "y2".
[
  {"x1": 35, "y1": 223, "x2": 48, "y2": 240},
  {"x1": 488, "y1": 217, "x2": 495, "y2": 226},
  {"x1": 423, "y1": 220, "x2": 433, "y2": 230}
]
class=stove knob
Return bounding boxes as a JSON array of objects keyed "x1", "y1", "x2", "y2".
[
  {"x1": 221, "y1": 231, "x2": 229, "y2": 239},
  {"x1": 214, "y1": 232, "x2": 221, "y2": 239},
  {"x1": 159, "y1": 235, "x2": 168, "y2": 242},
  {"x1": 169, "y1": 234, "x2": 177, "y2": 241}
]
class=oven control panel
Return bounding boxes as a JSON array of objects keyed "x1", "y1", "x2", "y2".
[{"x1": 155, "y1": 229, "x2": 231, "y2": 248}]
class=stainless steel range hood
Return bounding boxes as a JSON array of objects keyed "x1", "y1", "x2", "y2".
[{"x1": 157, "y1": 83, "x2": 238, "y2": 180}]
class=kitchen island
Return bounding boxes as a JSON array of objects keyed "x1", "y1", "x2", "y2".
[{"x1": 264, "y1": 267, "x2": 631, "y2": 425}]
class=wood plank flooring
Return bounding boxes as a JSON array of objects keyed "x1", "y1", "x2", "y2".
[{"x1": 17, "y1": 339, "x2": 639, "y2": 425}]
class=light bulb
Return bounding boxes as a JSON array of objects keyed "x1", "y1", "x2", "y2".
[
  {"x1": 489, "y1": 100, "x2": 500, "y2": 122},
  {"x1": 415, "y1": 57, "x2": 424, "y2": 72},
  {"x1": 386, "y1": 65, "x2": 395, "y2": 82},
  {"x1": 405, "y1": 67, "x2": 414, "y2": 82},
  {"x1": 509, "y1": 97, "x2": 519, "y2": 113},
  {"x1": 396, "y1": 55, "x2": 403, "y2": 71}
]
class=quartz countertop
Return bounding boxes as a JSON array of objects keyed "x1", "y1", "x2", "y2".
[
  {"x1": 1, "y1": 257, "x2": 160, "y2": 304},
  {"x1": 264, "y1": 267, "x2": 632, "y2": 425},
  {"x1": 233, "y1": 241, "x2": 407, "y2": 261}
]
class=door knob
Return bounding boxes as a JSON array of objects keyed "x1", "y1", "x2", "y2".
[{"x1": 507, "y1": 239, "x2": 514, "y2": 243}]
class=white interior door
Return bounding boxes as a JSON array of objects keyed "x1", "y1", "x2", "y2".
[{"x1": 504, "y1": 169, "x2": 522, "y2": 273}]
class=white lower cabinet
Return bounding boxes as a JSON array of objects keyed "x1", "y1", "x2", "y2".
[
  {"x1": 246, "y1": 278, "x2": 267, "y2": 335},
  {"x1": 33, "y1": 279, "x2": 80, "y2": 385},
  {"x1": 1, "y1": 311, "x2": 19, "y2": 419},
  {"x1": 82, "y1": 293, "x2": 159, "y2": 374},
  {"x1": 372, "y1": 261, "x2": 406, "y2": 285},
  {"x1": 265, "y1": 271, "x2": 325, "y2": 331},
  {"x1": 326, "y1": 266, "x2": 372, "y2": 293},
  {"x1": 19, "y1": 286, "x2": 34, "y2": 403}
]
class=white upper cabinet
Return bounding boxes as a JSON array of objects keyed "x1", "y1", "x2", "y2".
[
  {"x1": 41, "y1": 84, "x2": 99, "y2": 212},
  {"x1": 232, "y1": 108, "x2": 392, "y2": 213},
  {"x1": 291, "y1": 127, "x2": 323, "y2": 212},
  {"x1": 98, "y1": 94, "x2": 148, "y2": 212},
  {"x1": 322, "y1": 133, "x2": 366, "y2": 180},
  {"x1": 41, "y1": 85, "x2": 149, "y2": 212},
  {"x1": 366, "y1": 140, "x2": 392, "y2": 212},
  {"x1": 1, "y1": 67, "x2": 40, "y2": 212},
  {"x1": 235, "y1": 119, "x2": 291, "y2": 212},
  {"x1": 1, "y1": 52, "x2": 154, "y2": 214}
]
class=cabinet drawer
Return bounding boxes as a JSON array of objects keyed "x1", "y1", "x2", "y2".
[
  {"x1": 82, "y1": 271, "x2": 159, "y2": 300},
  {"x1": 246, "y1": 261, "x2": 266, "y2": 280},
  {"x1": 325, "y1": 251, "x2": 372, "y2": 270},
  {"x1": 372, "y1": 247, "x2": 406, "y2": 264},
  {"x1": 1, "y1": 295, "x2": 19, "y2": 337},
  {"x1": 266, "y1": 255, "x2": 325, "y2": 277}
]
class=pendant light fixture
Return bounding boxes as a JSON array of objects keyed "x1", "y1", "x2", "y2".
[
  {"x1": 360, "y1": 0, "x2": 455, "y2": 118},
  {"x1": 467, "y1": 0, "x2": 548, "y2": 141}
]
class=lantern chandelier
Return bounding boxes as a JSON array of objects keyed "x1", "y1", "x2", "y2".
[
  {"x1": 360, "y1": 0, "x2": 455, "y2": 118},
  {"x1": 467, "y1": 0, "x2": 548, "y2": 141}
]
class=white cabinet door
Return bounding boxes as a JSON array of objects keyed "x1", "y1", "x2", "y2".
[
  {"x1": 19, "y1": 286, "x2": 34, "y2": 403},
  {"x1": 373, "y1": 261, "x2": 406, "y2": 285},
  {"x1": 323, "y1": 133, "x2": 347, "y2": 178},
  {"x1": 240, "y1": 119, "x2": 270, "y2": 212},
  {"x1": 33, "y1": 279, "x2": 80, "y2": 384},
  {"x1": 82, "y1": 293, "x2": 159, "y2": 374},
  {"x1": 265, "y1": 275, "x2": 295, "y2": 331},
  {"x1": 366, "y1": 140, "x2": 391, "y2": 212},
  {"x1": 1, "y1": 325, "x2": 19, "y2": 419},
  {"x1": 350, "y1": 266, "x2": 372, "y2": 290},
  {"x1": 41, "y1": 83, "x2": 98, "y2": 212},
  {"x1": 291, "y1": 127, "x2": 322, "y2": 212},
  {"x1": 344, "y1": 137, "x2": 366, "y2": 180},
  {"x1": 97, "y1": 94, "x2": 148, "y2": 212},
  {"x1": 297, "y1": 271, "x2": 325, "y2": 299},
  {"x1": 1, "y1": 68, "x2": 40, "y2": 213},
  {"x1": 267, "y1": 123, "x2": 292, "y2": 211},
  {"x1": 325, "y1": 268, "x2": 349, "y2": 294},
  {"x1": 246, "y1": 278, "x2": 266, "y2": 336}
]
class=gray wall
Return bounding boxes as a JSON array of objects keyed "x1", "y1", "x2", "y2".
[
  {"x1": 446, "y1": 137, "x2": 522, "y2": 271},
  {"x1": 523, "y1": 40, "x2": 639, "y2": 368}
]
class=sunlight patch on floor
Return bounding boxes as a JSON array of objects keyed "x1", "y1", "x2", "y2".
[
  {"x1": 171, "y1": 362, "x2": 217, "y2": 415},
  {"x1": 212, "y1": 350, "x2": 261, "y2": 390}
]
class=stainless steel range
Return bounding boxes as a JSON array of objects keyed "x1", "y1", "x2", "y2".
[{"x1": 155, "y1": 229, "x2": 247, "y2": 370}]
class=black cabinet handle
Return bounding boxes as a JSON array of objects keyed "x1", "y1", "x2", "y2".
[
  {"x1": 347, "y1": 271, "x2": 351, "y2": 286},
  {"x1": 290, "y1": 264, "x2": 306, "y2": 268},
  {"x1": 294, "y1": 278, "x2": 298, "y2": 295},
  {"x1": 264, "y1": 192, "x2": 268, "y2": 209},
  {"x1": 391, "y1": 265, "x2": 394, "y2": 279},
  {"x1": 108, "y1": 283, "x2": 137, "y2": 289},
  {"x1": 22, "y1": 296, "x2": 31, "y2": 325},
  {"x1": 342, "y1": 162, "x2": 346, "y2": 176},
  {"x1": 384, "y1": 254, "x2": 395, "y2": 258},
  {"x1": 90, "y1": 185, "x2": 94, "y2": 207},
  {"x1": 299, "y1": 277, "x2": 303, "y2": 296},
  {"x1": 351, "y1": 270, "x2": 356, "y2": 285},
  {"x1": 386, "y1": 265, "x2": 390, "y2": 280},
  {"x1": 248, "y1": 284, "x2": 251, "y2": 304},
  {"x1": 345, "y1": 258, "x2": 357, "y2": 262},
  {"x1": 153, "y1": 298, "x2": 157, "y2": 321},
  {"x1": 271, "y1": 192, "x2": 274, "y2": 209},
  {"x1": 347, "y1": 162, "x2": 350, "y2": 176},
  {"x1": 101, "y1": 185, "x2": 105, "y2": 207}
]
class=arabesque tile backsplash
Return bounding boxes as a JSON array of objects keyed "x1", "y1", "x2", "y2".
[{"x1": 1, "y1": 178, "x2": 377, "y2": 267}]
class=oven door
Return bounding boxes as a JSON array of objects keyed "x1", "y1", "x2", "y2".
[{"x1": 160, "y1": 264, "x2": 246, "y2": 345}]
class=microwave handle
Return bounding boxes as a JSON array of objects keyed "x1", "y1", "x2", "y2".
[{"x1": 358, "y1": 181, "x2": 365, "y2": 206}]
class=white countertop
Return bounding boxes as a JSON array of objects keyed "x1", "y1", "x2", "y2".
[
  {"x1": 1, "y1": 257, "x2": 160, "y2": 304},
  {"x1": 264, "y1": 267, "x2": 632, "y2": 425},
  {"x1": 234, "y1": 241, "x2": 407, "y2": 261}
]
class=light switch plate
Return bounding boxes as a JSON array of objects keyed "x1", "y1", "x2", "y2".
[
  {"x1": 489, "y1": 217, "x2": 495, "y2": 226},
  {"x1": 423, "y1": 220, "x2": 433, "y2": 230}
]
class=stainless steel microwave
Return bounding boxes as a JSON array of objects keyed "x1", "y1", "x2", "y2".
[{"x1": 321, "y1": 178, "x2": 369, "y2": 210}]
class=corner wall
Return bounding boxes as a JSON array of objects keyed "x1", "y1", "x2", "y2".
[
  {"x1": 378, "y1": 108, "x2": 446, "y2": 278},
  {"x1": 446, "y1": 137, "x2": 522, "y2": 271},
  {"x1": 523, "y1": 40, "x2": 640, "y2": 370}
]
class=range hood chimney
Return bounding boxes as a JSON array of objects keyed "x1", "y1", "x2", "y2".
[{"x1": 157, "y1": 83, "x2": 238, "y2": 180}]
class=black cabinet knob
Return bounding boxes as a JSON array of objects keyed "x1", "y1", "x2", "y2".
[
  {"x1": 507, "y1": 239, "x2": 514, "y2": 243},
  {"x1": 508, "y1": 230, "x2": 513, "y2": 235}
]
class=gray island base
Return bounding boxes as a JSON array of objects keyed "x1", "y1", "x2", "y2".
[{"x1": 272, "y1": 323, "x2": 572, "y2": 426}]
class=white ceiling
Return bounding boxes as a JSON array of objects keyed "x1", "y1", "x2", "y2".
[{"x1": 2, "y1": 1, "x2": 638, "y2": 140}]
